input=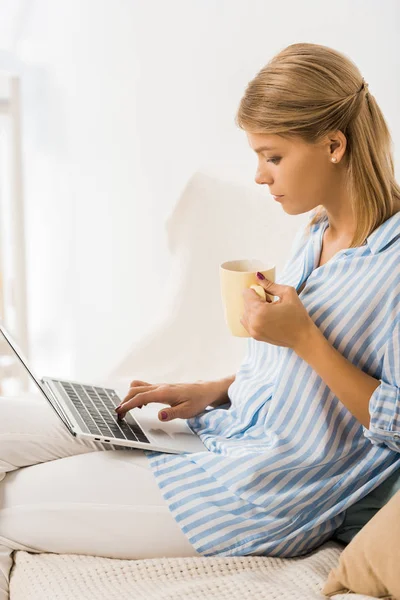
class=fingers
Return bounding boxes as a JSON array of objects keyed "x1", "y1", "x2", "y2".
[
  {"x1": 129, "y1": 379, "x2": 151, "y2": 387},
  {"x1": 115, "y1": 385, "x2": 169, "y2": 419},
  {"x1": 115, "y1": 393, "x2": 149, "y2": 419},
  {"x1": 123, "y1": 380, "x2": 166, "y2": 405},
  {"x1": 157, "y1": 405, "x2": 181, "y2": 422},
  {"x1": 121, "y1": 381, "x2": 152, "y2": 406},
  {"x1": 115, "y1": 386, "x2": 151, "y2": 416}
]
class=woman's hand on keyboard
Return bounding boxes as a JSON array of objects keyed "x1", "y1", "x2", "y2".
[{"x1": 114, "y1": 380, "x2": 224, "y2": 422}]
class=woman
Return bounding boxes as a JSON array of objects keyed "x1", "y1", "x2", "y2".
[{"x1": 1, "y1": 41, "x2": 400, "y2": 597}]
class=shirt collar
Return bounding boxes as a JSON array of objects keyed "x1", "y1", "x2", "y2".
[{"x1": 365, "y1": 211, "x2": 400, "y2": 254}]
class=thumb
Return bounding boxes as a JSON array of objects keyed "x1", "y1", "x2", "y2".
[
  {"x1": 158, "y1": 407, "x2": 175, "y2": 422},
  {"x1": 256, "y1": 272, "x2": 283, "y2": 297}
]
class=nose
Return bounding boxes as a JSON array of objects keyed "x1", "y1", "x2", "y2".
[{"x1": 254, "y1": 165, "x2": 273, "y2": 186}]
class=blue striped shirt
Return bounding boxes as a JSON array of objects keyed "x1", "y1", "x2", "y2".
[{"x1": 145, "y1": 209, "x2": 400, "y2": 557}]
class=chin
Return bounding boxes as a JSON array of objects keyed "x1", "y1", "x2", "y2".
[
  {"x1": 281, "y1": 203, "x2": 315, "y2": 216},
  {"x1": 280, "y1": 205, "x2": 302, "y2": 215}
]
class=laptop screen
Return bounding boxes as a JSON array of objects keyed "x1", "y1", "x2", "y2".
[{"x1": 0, "y1": 320, "x2": 53, "y2": 401}]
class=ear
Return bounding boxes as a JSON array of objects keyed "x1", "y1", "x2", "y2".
[{"x1": 327, "y1": 130, "x2": 347, "y2": 162}]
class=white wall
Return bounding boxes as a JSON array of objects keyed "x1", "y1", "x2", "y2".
[{"x1": 0, "y1": 0, "x2": 399, "y2": 382}]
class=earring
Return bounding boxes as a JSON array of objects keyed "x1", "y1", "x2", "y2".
[{"x1": 331, "y1": 157, "x2": 337, "y2": 162}]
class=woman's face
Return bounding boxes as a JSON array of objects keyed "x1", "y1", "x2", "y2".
[{"x1": 246, "y1": 131, "x2": 345, "y2": 215}]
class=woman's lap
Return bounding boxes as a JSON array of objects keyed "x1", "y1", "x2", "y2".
[
  {"x1": 0, "y1": 393, "x2": 198, "y2": 599},
  {"x1": 0, "y1": 448, "x2": 197, "y2": 558}
]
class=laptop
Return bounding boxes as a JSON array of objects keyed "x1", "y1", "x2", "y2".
[{"x1": 0, "y1": 322, "x2": 207, "y2": 454}]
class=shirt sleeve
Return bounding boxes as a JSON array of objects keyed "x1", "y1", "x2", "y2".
[{"x1": 363, "y1": 319, "x2": 400, "y2": 452}]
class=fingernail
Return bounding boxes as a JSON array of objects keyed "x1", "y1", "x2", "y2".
[
  {"x1": 115, "y1": 405, "x2": 121, "y2": 412},
  {"x1": 256, "y1": 272, "x2": 265, "y2": 280},
  {"x1": 160, "y1": 411, "x2": 168, "y2": 421}
]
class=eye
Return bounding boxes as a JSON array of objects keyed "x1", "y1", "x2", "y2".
[{"x1": 266, "y1": 156, "x2": 281, "y2": 164}]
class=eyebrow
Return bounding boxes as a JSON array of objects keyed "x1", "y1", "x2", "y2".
[{"x1": 252, "y1": 145, "x2": 278, "y2": 153}]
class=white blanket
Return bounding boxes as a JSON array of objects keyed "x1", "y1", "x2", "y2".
[{"x1": 10, "y1": 541, "x2": 374, "y2": 600}]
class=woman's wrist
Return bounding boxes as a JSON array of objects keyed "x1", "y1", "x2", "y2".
[{"x1": 206, "y1": 375, "x2": 235, "y2": 408}]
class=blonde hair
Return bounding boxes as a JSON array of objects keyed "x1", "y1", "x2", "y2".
[{"x1": 235, "y1": 42, "x2": 400, "y2": 248}]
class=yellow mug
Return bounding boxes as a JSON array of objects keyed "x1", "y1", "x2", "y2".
[{"x1": 220, "y1": 259, "x2": 276, "y2": 337}]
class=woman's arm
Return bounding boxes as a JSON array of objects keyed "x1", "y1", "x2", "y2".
[
  {"x1": 195, "y1": 374, "x2": 235, "y2": 408},
  {"x1": 295, "y1": 319, "x2": 400, "y2": 451},
  {"x1": 210, "y1": 374, "x2": 235, "y2": 407},
  {"x1": 294, "y1": 324, "x2": 379, "y2": 429}
]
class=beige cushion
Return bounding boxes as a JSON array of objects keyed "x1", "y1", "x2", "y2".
[{"x1": 322, "y1": 489, "x2": 400, "y2": 599}]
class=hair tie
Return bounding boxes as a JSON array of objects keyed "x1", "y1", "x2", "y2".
[{"x1": 359, "y1": 79, "x2": 369, "y2": 97}]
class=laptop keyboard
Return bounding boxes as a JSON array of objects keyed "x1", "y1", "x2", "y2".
[{"x1": 56, "y1": 380, "x2": 150, "y2": 445}]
